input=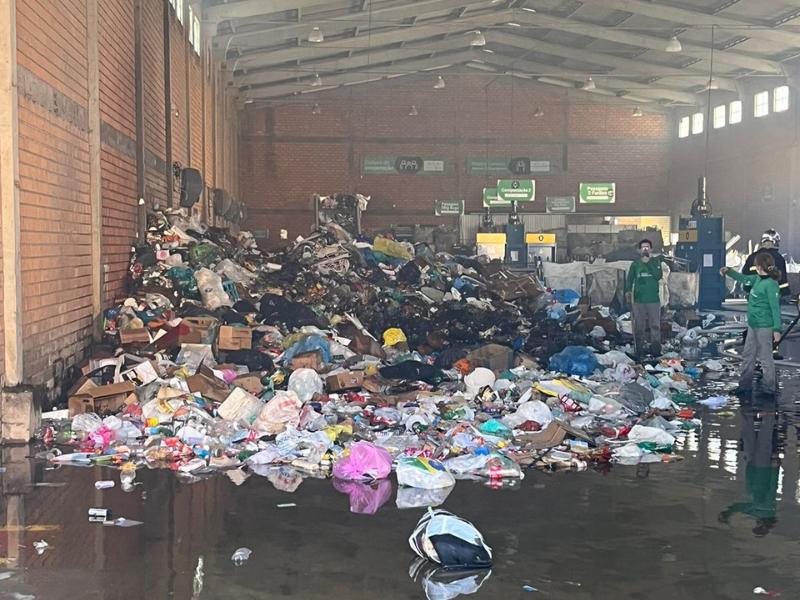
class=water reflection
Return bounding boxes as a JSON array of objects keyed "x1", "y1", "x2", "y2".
[
  {"x1": 408, "y1": 558, "x2": 491, "y2": 600},
  {"x1": 333, "y1": 478, "x2": 392, "y2": 515}
]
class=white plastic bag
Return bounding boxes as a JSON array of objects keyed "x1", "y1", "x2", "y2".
[
  {"x1": 502, "y1": 400, "x2": 553, "y2": 429},
  {"x1": 627, "y1": 424, "x2": 676, "y2": 446},
  {"x1": 464, "y1": 368, "x2": 495, "y2": 398},
  {"x1": 288, "y1": 369, "x2": 323, "y2": 403},
  {"x1": 396, "y1": 457, "x2": 456, "y2": 489},
  {"x1": 195, "y1": 268, "x2": 232, "y2": 310}
]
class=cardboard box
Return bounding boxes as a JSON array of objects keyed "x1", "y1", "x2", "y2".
[
  {"x1": 119, "y1": 328, "x2": 151, "y2": 344},
  {"x1": 233, "y1": 373, "x2": 264, "y2": 396},
  {"x1": 218, "y1": 326, "x2": 252, "y2": 351},
  {"x1": 466, "y1": 344, "x2": 514, "y2": 374},
  {"x1": 289, "y1": 350, "x2": 323, "y2": 372},
  {"x1": 326, "y1": 371, "x2": 364, "y2": 392},
  {"x1": 68, "y1": 381, "x2": 137, "y2": 417},
  {"x1": 178, "y1": 317, "x2": 219, "y2": 345},
  {"x1": 187, "y1": 364, "x2": 231, "y2": 403}
]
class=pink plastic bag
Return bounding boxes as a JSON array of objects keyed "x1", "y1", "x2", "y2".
[
  {"x1": 332, "y1": 441, "x2": 393, "y2": 481},
  {"x1": 332, "y1": 478, "x2": 392, "y2": 515}
]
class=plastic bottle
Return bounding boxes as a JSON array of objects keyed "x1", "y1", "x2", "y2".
[
  {"x1": 95, "y1": 480, "x2": 115, "y2": 490},
  {"x1": 120, "y1": 462, "x2": 137, "y2": 490}
]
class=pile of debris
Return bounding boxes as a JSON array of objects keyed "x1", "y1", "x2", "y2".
[{"x1": 39, "y1": 208, "x2": 718, "y2": 506}]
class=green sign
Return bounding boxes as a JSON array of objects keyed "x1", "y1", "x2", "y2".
[
  {"x1": 579, "y1": 182, "x2": 616, "y2": 204},
  {"x1": 468, "y1": 158, "x2": 551, "y2": 175},
  {"x1": 362, "y1": 156, "x2": 446, "y2": 175},
  {"x1": 435, "y1": 200, "x2": 464, "y2": 216},
  {"x1": 482, "y1": 187, "x2": 508, "y2": 207},
  {"x1": 545, "y1": 196, "x2": 576, "y2": 214},
  {"x1": 497, "y1": 179, "x2": 535, "y2": 203}
]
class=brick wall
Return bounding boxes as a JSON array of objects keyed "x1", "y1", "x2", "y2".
[
  {"x1": 239, "y1": 71, "x2": 671, "y2": 246},
  {"x1": 10, "y1": 0, "x2": 237, "y2": 397},
  {"x1": 668, "y1": 87, "x2": 800, "y2": 258}
]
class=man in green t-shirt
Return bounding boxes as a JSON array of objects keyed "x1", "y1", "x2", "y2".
[{"x1": 625, "y1": 239, "x2": 662, "y2": 357}]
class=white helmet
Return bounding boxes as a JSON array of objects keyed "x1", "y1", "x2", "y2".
[{"x1": 761, "y1": 229, "x2": 780, "y2": 247}]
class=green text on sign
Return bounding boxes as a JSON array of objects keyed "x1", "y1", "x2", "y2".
[
  {"x1": 579, "y1": 182, "x2": 616, "y2": 204},
  {"x1": 545, "y1": 196, "x2": 576, "y2": 214},
  {"x1": 435, "y1": 200, "x2": 464, "y2": 216},
  {"x1": 496, "y1": 179, "x2": 535, "y2": 203}
]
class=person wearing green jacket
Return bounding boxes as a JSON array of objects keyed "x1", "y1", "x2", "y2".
[
  {"x1": 626, "y1": 239, "x2": 662, "y2": 357},
  {"x1": 721, "y1": 252, "x2": 782, "y2": 395}
]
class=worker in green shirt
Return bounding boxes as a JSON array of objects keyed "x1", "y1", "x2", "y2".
[
  {"x1": 625, "y1": 239, "x2": 662, "y2": 357},
  {"x1": 721, "y1": 251, "x2": 782, "y2": 395}
]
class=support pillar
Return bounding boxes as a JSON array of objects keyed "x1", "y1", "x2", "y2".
[{"x1": 87, "y1": 0, "x2": 103, "y2": 338}]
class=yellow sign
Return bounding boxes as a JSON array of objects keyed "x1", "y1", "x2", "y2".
[
  {"x1": 476, "y1": 233, "x2": 507, "y2": 244},
  {"x1": 678, "y1": 230, "x2": 698, "y2": 242},
  {"x1": 526, "y1": 233, "x2": 556, "y2": 244}
]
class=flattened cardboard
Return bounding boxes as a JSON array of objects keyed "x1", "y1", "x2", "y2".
[
  {"x1": 187, "y1": 364, "x2": 231, "y2": 403},
  {"x1": 218, "y1": 326, "x2": 252, "y2": 351},
  {"x1": 68, "y1": 381, "x2": 137, "y2": 416},
  {"x1": 119, "y1": 328, "x2": 151, "y2": 344},
  {"x1": 233, "y1": 373, "x2": 264, "y2": 396},
  {"x1": 289, "y1": 350, "x2": 323, "y2": 372},
  {"x1": 326, "y1": 371, "x2": 364, "y2": 392}
]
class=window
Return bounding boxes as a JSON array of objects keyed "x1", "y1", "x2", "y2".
[
  {"x1": 175, "y1": 0, "x2": 184, "y2": 24},
  {"x1": 712, "y1": 104, "x2": 726, "y2": 129},
  {"x1": 729, "y1": 100, "x2": 742, "y2": 124},
  {"x1": 774, "y1": 85, "x2": 789, "y2": 113},
  {"x1": 691, "y1": 112, "x2": 703, "y2": 135},
  {"x1": 678, "y1": 116, "x2": 690, "y2": 138},
  {"x1": 192, "y1": 14, "x2": 201, "y2": 54},
  {"x1": 754, "y1": 91, "x2": 769, "y2": 117},
  {"x1": 188, "y1": 6, "x2": 194, "y2": 45}
]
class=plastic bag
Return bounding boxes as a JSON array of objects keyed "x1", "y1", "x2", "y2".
[
  {"x1": 552, "y1": 289, "x2": 581, "y2": 306},
  {"x1": 253, "y1": 391, "x2": 302, "y2": 435},
  {"x1": 195, "y1": 268, "x2": 232, "y2": 310},
  {"x1": 618, "y1": 382, "x2": 654, "y2": 413},
  {"x1": 72, "y1": 413, "x2": 102, "y2": 433},
  {"x1": 396, "y1": 485, "x2": 454, "y2": 510},
  {"x1": 409, "y1": 508, "x2": 492, "y2": 569},
  {"x1": 332, "y1": 441, "x2": 393, "y2": 481},
  {"x1": 477, "y1": 419, "x2": 512, "y2": 439},
  {"x1": 503, "y1": 400, "x2": 553, "y2": 429},
  {"x1": 627, "y1": 424, "x2": 675, "y2": 446},
  {"x1": 189, "y1": 242, "x2": 220, "y2": 267},
  {"x1": 382, "y1": 327, "x2": 407, "y2": 347},
  {"x1": 288, "y1": 368, "x2": 323, "y2": 402},
  {"x1": 282, "y1": 335, "x2": 331, "y2": 366},
  {"x1": 548, "y1": 346, "x2": 599, "y2": 376},
  {"x1": 596, "y1": 350, "x2": 634, "y2": 367},
  {"x1": 215, "y1": 258, "x2": 256, "y2": 284},
  {"x1": 464, "y1": 367, "x2": 495, "y2": 398},
  {"x1": 218, "y1": 388, "x2": 263, "y2": 422},
  {"x1": 373, "y1": 236, "x2": 413, "y2": 260},
  {"x1": 166, "y1": 266, "x2": 200, "y2": 299},
  {"x1": 333, "y1": 478, "x2": 393, "y2": 515},
  {"x1": 397, "y1": 457, "x2": 456, "y2": 489},
  {"x1": 176, "y1": 344, "x2": 215, "y2": 373}
]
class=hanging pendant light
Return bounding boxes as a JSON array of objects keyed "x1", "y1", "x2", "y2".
[
  {"x1": 308, "y1": 26, "x2": 324, "y2": 43},
  {"x1": 582, "y1": 76, "x2": 596, "y2": 90},
  {"x1": 408, "y1": 105, "x2": 419, "y2": 116},
  {"x1": 311, "y1": 73, "x2": 323, "y2": 87},
  {"x1": 665, "y1": 35, "x2": 682, "y2": 52},
  {"x1": 311, "y1": 103, "x2": 321, "y2": 115},
  {"x1": 632, "y1": 106, "x2": 643, "y2": 117},
  {"x1": 469, "y1": 30, "x2": 487, "y2": 47},
  {"x1": 434, "y1": 75, "x2": 446, "y2": 89},
  {"x1": 533, "y1": 106, "x2": 544, "y2": 117}
]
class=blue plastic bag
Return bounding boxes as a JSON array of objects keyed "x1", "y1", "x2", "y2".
[
  {"x1": 552, "y1": 289, "x2": 581, "y2": 306},
  {"x1": 547, "y1": 305, "x2": 567, "y2": 321},
  {"x1": 548, "y1": 346, "x2": 599, "y2": 376},
  {"x1": 282, "y1": 334, "x2": 332, "y2": 365}
]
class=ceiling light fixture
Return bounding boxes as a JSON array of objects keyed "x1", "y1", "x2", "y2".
[
  {"x1": 408, "y1": 105, "x2": 419, "y2": 116},
  {"x1": 311, "y1": 73, "x2": 323, "y2": 87},
  {"x1": 632, "y1": 106, "x2": 643, "y2": 117},
  {"x1": 470, "y1": 30, "x2": 487, "y2": 47},
  {"x1": 311, "y1": 103, "x2": 321, "y2": 115},
  {"x1": 666, "y1": 35, "x2": 682, "y2": 52},
  {"x1": 308, "y1": 26, "x2": 324, "y2": 43},
  {"x1": 582, "y1": 76, "x2": 596, "y2": 90},
  {"x1": 705, "y1": 77, "x2": 719, "y2": 91},
  {"x1": 434, "y1": 75, "x2": 446, "y2": 89},
  {"x1": 534, "y1": 106, "x2": 544, "y2": 117}
]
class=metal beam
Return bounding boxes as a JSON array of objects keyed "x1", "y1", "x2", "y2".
[
  {"x1": 216, "y1": 0, "x2": 502, "y2": 52},
  {"x1": 204, "y1": 0, "x2": 324, "y2": 24},
  {"x1": 478, "y1": 51, "x2": 700, "y2": 104},
  {"x1": 499, "y1": 32, "x2": 738, "y2": 91},
  {"x1": 236, "y1": 9, "x2": 513, "y2": 70},
  {"x1": 587, "y1": 0, "x2": 800, "y2": 49},
  {"x1": 515, "y1": 11, "x2": 784, "y2": 74},
  {"x1": 246, "y1": 52, "x2": 473, "y2": 98},
  {"x1": 239, "y1": 36, "x2": 471, "y2": 88}
]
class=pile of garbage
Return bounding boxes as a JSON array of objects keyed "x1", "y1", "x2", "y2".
[{"x1": 39, "y1": 208, "x2": 717, "y2": 508}]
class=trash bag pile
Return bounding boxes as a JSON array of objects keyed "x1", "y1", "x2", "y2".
[{"x1": 38, "y1": 209, "x2": 713, "y2": 503}]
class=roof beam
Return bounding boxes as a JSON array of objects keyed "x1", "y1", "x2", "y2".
[
  {"x1": 499, "y1": 32, "x2": 738, "y2": 91},
  {"x1": 587, "y1": 0, "x2": 800, "y2": 49},
  {"x1": 515, "y1": 11, "x2": 784, "y2": 74},
  {"x1": 478, "y1": 51, "x2": 700, "y2": 104},
  {"x1": 204, "y1": 0, "x2": 324, "y2": 24},
  {"x1": 245, "y1": 52, "x2": 473, "y2": 99},
  {"x1": 238, "y1": 36, "x2": 471, "y2": 88},
  {"x1": 235, "y1": 9, "x2": 514, "y2": 71},
  {"x1": 216, "y1": 0, "x2": 498, "y2": 53}
]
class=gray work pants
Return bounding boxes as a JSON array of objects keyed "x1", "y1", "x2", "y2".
[
  {"x1": 632, "y1": 302, "x2": 661, "y2": 356},
  {"x1": 740, "y1": 326, "x2": 776, "y2": 391}
]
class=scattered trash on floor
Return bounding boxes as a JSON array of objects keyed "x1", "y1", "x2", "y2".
[
  {"x1": 32, "y1": 540, "x2": 49, "y2": 555},
  {"x1": 409, "y1": 509, "x2": 492, "y2": 569},
  {"x1": 231, "y1": 547, "x2": 252, "y2": 566}
]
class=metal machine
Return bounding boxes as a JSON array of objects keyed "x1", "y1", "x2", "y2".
[
  {"x1": 675, "y1": 176, "x2": 726, "y2": 309},
  {"x1": 504, "y1": 202, "x2": 526, "y2": 268},
  {"x1": 313, "y1": 193, "x2": 365, "y2": 236}
]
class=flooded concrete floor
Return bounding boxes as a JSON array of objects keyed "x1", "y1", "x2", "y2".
[{"x1": 2, "y1": 360, "x2": 800, "y2": 598}]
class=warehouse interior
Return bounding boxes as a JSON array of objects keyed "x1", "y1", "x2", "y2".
[{"x1": 1, "y1": 0, "x2": 800, "y2": 598}]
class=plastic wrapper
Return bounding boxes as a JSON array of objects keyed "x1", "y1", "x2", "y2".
[
  {"x1": 396, "y1": 457, "x2": 456, "y2": 489},
  {"x1": 217, "y1": 388, "x2": 263, "y2": 422},
  {"x1": 72, "y1": 413, "x2": 102, "y2": 433},
  {"x1": 195, "y1": 268, "x2": 232, "y2": 310},
  {"x1": 332, "y1": 441, "x2": 393, "y2": 481},
  {"x1": 288, "y1": 368, "x2": 323, "y2": 402},
  {"x1": 254, "y1": 391, "x2": 302, "y2": 435},
  {"x1": 502, "y1": 400, "x2": 553, "y2": 429}
]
